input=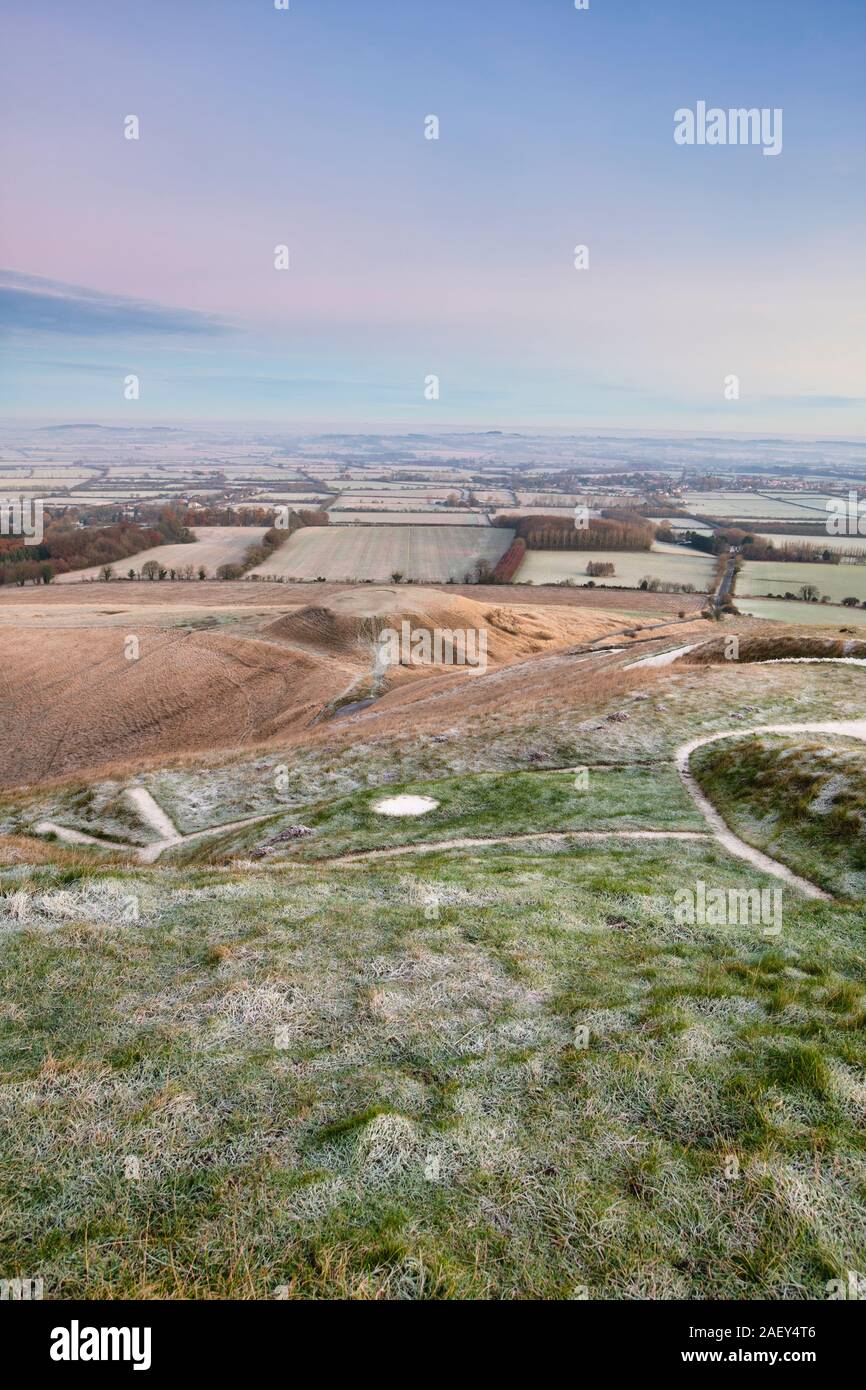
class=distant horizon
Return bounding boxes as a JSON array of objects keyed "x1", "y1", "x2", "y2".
[{"x1": 4, "y1": 420, "x2": 866, "y2": 446}]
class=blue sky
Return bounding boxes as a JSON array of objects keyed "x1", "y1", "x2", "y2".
[{"x1": 1, "y1": 0, "x2": 865, "y2": 430}]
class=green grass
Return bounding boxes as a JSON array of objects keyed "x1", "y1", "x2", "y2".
[
  {"x1": 691, "y1": 735, "x2": 866, "y2": 898},
  {"x1": 163, "y1": 766, "x2": 704, "y2": 865},
  {"x1": 8, "y1": 658, "x2": 865, "y2": 852},
  {"x1": 3, "y1": 651, "x2": 866, "y2": 1298},
  {"x1": 2, "y1": 840, "x2": 865, "y2": 1299}
]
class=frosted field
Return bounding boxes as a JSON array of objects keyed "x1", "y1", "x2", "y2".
[
  {"x1": 329, "y1": 511, "x2": 488, "y2": 526},
  {"x1": 683, "y1": 492, "x2": 833, "y2": 520},
  {"x1": 56, "y1": 527, "x2": 269, "y2": 582},
  {"x1": 736, "y1": 597, "x2": 866, "y2": 628},
  {"x1": 247, "y1": 525, "x2": 514, "y2": 582},
  {"x1": 327, "y1": 495, "x2": 453, "y2": 511},
  {"x1": 737, "y1": 560, "x2": 866, "y2": 605},
  {"x1": 0, "y1": 472, "x2": 94, "y2": 488},
  {"x1": 515, "y1": 548, "x2": 715, "y2": 590},
  {"x1": 516, "y1": 491, "x2": 585, "y2": 506},
  {"x1": 753, "y1": 532, "x2": 866, "y2": 555},
  {"x1": 649, "y1": 516, "x2": 714, "y2": 535},
  {"x1": 253, "y1": 493, "x2": 332, "y2": 504},
  {"x1": 494, "y1": 506, "x2": 577, "y2": 519},
  {"x1": 328, "y1": 482, "x2": 458, "y2": 496}
]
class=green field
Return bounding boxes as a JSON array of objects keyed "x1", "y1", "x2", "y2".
[
  {"x1": 5, "y1": 645, "x2": 866, "y2": 1299},
  {"x1": 163, "y1": 766, "x2": 705, "y2": 866},
  {"x1": 735, "y1": 597, "x2": 866, "y2": 628},
  {"x1": 738, "y1": 560, "x2": 866, "y2": 606},
  {"x1": 516, "y1": 548, "x2": 715, "y2": 591}
]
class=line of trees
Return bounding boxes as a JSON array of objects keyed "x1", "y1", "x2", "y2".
[
  {"x1": 0, "y1": 509, "x2": 191, "y2": 586},
  {"x1": 492, "y1": 538, "x2": 527, "y2": 582},
  {"x1": 216, "y1": 527, "x2": 287, "y2": 580},
  {"x1": 685, "y1": 526, "x2": 852, "y2": 565},
  {"x1": 177, "y1": 505, "x2": 330, "y2": 529},
  {"x1": 496, "y1": 514, "x2": 654, "y2": 551}
]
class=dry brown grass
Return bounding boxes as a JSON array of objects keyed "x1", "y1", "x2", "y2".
[
  {"x1": 0, "y1": 625, "x2": 346, "y2": 787},
  {"x1": 0, "y1": 577, "x2": 705, "y2": 616},
  {"x1": 0, "y1": 583, "x2": 653, "y2": 788},
  {"x1": 684, "y1": 633, "x2": 866, "y2": 664},
  {"x1": 0, "y1": 834, "x2": 119, "y2": 866}
]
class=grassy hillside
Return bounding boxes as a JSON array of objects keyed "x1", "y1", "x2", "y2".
[
  {"x1": 2, "y1": 846, "x2": 865, "y2": 1299},
  {"x1": 163, "y1": 766, "x2": 705, "y2": 866},
  {"x1": 691, "y1": 736, "x2": 866, "y2": 898},
  {"x1": 3, "y1": 611, "x2": 866, "y2": 1299}
]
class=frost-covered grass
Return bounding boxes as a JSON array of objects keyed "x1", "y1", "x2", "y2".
[
  {"x1": 4, "y1": 659, "x2": 864, "y2": 857},
  {"x1": 1, "y1": 844, "x2": 864, "y2": 1299},
  {"x1": 516, "y1": 549, "x2": 715, "y2": 591},
  {"x1": 163, "y1": 766, "x2": 704, "y2": 866},
  {"x1": 739, "y1": 560, "x2": 866, "y2": 606},
  {"x1": 692, "y1": 735, "x2": 866, "y2": 899}
]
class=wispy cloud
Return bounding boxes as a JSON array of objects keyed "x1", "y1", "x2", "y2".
[
  {"x1": 0, "y1": 270, "x2": 231, "y2": 338},
  {"x1": 761, "y1": 394, "x2": 866, "y2": 409}
]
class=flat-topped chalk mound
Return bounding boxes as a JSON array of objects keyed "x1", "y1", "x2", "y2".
[{"x1": 372, "y1": 794, "x2": 439, "y2": 817}]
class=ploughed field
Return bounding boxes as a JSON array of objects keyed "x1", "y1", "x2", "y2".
[
  {"x1": 248, "y1": 525, "x2": 515, "y2": 582},
  {"x1": 55, "y1": 527, "x2": 269, "y2": 583}
]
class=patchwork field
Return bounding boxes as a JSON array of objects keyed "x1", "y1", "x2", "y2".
[
  {"x1": 329, "y1": 512, "x2": 488, "y2": 526},
  {"x1": 683, "y1": 493, "x2": 836, "y2": 520},
  {"x1": 753, "y1": 532, "x2": 866, "y2": 555},
  {"x1": 55, "y1": 527, "x2": 270, "y2": 583},
  {"x1": 738, "y1": 560, "x2": 866, "y2": 605},
  {"x1": 248, "y1": 526, "x2": 514, "y2": 582},
  {"x1": 516, "y1": 548, "x2": 715, "y2": 591},
  {"x1": 734, "y1": 597, "x2": 866, "y2": 628}
]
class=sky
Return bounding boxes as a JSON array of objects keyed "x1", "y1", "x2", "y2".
[{"x1": 1, "y1": 0, "x2": 865, "y2": 432}]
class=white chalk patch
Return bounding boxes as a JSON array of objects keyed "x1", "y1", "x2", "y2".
[{"x1": 373, "y1": 795, "x2": 439, "y2": 817}]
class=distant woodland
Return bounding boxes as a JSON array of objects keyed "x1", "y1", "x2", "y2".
[{"x1": 0, "y1": 509, "x2": 191, "y2": 586}]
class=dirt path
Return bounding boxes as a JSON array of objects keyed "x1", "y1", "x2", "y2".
[
  {"x1": 317, "y1": 828, "x2": 712, "y2": 866},
  {"x1": 125, "y1": 787, "x2": 181, "y2": 842},
  {"x1": 32, "y1": 821, "x2": 130, "y2": 852},
  {"x1": 29, "y1": 654, "x2": 866, "y2": 894},
  {"x1": 675, "y1": 719, "x2": 866, "y2": 901}
]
